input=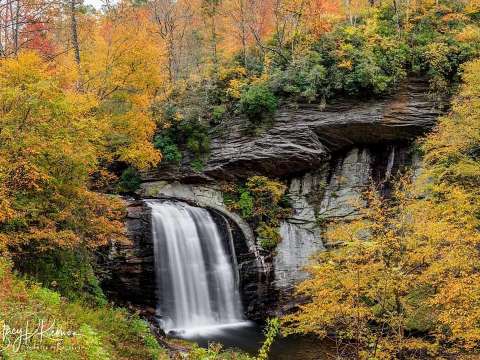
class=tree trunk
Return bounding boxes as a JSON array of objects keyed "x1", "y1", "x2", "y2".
[{"x1": 70, "y1": 0, "x2": 81, "y2": 66}]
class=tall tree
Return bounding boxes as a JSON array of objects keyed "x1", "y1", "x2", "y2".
[
  {"x1": 69, "y1": 0, "x2": 81, "y2": 66},
  {"x1": 149, "y1": 0, "x2": 193, "y2": 83},
  {"x1": 0, "y1": 0, "x2": 53, "y2": 57},
  {"x1": 201, "y1": 0, "x2": 222, "y2": 67}
]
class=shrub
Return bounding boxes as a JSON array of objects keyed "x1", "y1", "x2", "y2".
[
  {"x1": 269, "y1": 51, "x2": 328, "y2": 101},
  {"x1": 238, "y1": 190, "x2": 254, "y2": 218},
  {"x1": 240, "y1": 83, "x2": 278, "y2": 123},
  {"x1": 117, "y1": 167, "x2": 142, "y2": 193},
  {"x1": 223, "y1": 176, "x2": 291, "y2": 251},
  {"x1": 211, "y1": 104, "x2": 227, "y2": 124},
  {"x1": 15, "y1": 249, "x2": 108, "y2": 306},
  {"x1": 186, "y1": 135, "x2": 209, "y2": 156},
  {"x1": 246, "y1": 176, "x2": 287, "y2": 205},
  {"x1": 257, "y1": 223, "x2": 282, "y2": 251},
  {"x1": 154, "y1": 134, "x2": 182, "y2": 163}
]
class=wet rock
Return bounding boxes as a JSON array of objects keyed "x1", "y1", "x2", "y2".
[{"x1": 99, "y1": 199, "x2": 156, "y2": 308}]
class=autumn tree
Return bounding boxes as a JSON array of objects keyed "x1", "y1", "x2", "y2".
[
  {"x1": 0, "y1": 0, "x2": 56, "y2": 57},
  {"x1": 0, "y1": 52, "x2": 125, "y2": 253},
  {"x1": 56, "y1": 3, "x2": 162, "y2": 171},
  {"x1": 149, "y1": 0, "x2": 194, "y2": 83},
  {"x1": 283, "y1": 59, "x2": 480, "y2": 358}
]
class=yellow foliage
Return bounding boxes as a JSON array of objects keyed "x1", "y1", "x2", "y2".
[
  {"x1": 55, "y1": 8, "x2": 163, "y2": 170},
  {"x1": 0, "y1": 52, "x2": 126, "y2": 252},
  {"x1": 284, "y1": 59, "x2": 480, "y2": 358},
  {"x1": 455, "y1": 25, "x2": 480, "y2": 43}
]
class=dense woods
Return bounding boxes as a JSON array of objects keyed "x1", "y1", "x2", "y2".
[{"x1": 0, "y1": 0, "x2": 479, "y2": 358}]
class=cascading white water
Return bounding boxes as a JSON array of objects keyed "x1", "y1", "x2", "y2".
[
  {"x1": 146, "y1": 200, "x2": 246, "y2": 336},
  {"x1": 385, "y1": 146, "x2": 396, "y2": 180}
]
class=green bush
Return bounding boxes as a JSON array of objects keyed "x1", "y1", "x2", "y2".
[
  {"x1": 117, "y1": 167, "x2": 142, "y2": 193},
  {"x1": 186, "y1": 135, "x2": 209, "y2": 156},
  {"x1": 269, "y1": 51, "x2": 328, "y2": 101},
  {"x1": 320, "y1": 24, "x2": 408, "y2": 96},
  {"x1": 211, "y1": 104, "x2": 227, "y2": 124},
  {"x1": 257, "y1": 223, "x2": 282, "y2": 251},
  {"x1": 15, "y1": 249, "x2": 108, "y2": 306},
  {"x1": 240, "y1": 83, "x2": 278, "y2": 123},
  {"x1": 154, "y1": 134, "x2": 182, "y2": 163},
  {"x1": 238, "y1": 190, "x2": 254, "y2": 218},
  {"x1": 223, "y1": 176, "x2": 291, "y2": 251}
]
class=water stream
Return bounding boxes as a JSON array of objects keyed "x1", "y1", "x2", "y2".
[{"x1": 147, "y1": 200, "x2": 248, "y2": 337}]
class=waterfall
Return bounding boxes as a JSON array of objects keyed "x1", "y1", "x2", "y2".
[
  {"x1": 146, "y1": 200, "x2": 245, "y2": 335},
  {"x1": 385, "y1": 146, "x2": 396, "y2": 180}
]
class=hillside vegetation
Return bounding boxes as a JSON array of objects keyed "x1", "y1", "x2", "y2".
[{"x1": 284, "y1": 59, "x2": 480, "y2": 359}]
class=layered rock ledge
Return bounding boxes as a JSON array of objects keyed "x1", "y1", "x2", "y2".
[{"x1": 142, "y1": 78, "x2": 442, "y2": 182}]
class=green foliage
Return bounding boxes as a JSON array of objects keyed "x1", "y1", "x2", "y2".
[
  {"x1": 269, "y1": 51, "x2": 328, "y2": 102},
  {"x1": 402, "y1": 2, "x2": 480, "y2": 98},
  {"x1": 238, "y1": 190, "x2": 254, "y2": 218},
  {"x1": 188, "y1": 343, "x2": 253, "y2": 360},
  {"x1": 223, "y1": 176, "x2": 291, "y2": 251},
  {"x1": 191, "y1": 159, "x2": 205, "y2": 172},
  {"x1": 257, "y1": 318, "x2": 280, "y2": 360},
  {"x1": 270, "y1": 23, "x2": 409, "y2": 100},
  {"x1": 240, "y1": 83, "x2": 278, "y2": 123},
  {"x1": 0, "y1": 260, "x2": 166, "y2": 360},
  {"x1": 78, "y1": 325, "x2": 110, "y2": 360},
  {"x1": 15, "y1": 248, "x2": 107, "y2": 306},
  {"x1": 182, "y1": 120, "x2": 211, "y2": 156},
  {"x1": 211, "y1": 105, "x2": 227, "y2": 124},
  {"x1": 257, "y1": 223, "x2": 282, "y2": 251},
  {"x1": 117, "y1": 167, "x2": 142, "y2": 193},
  {"x1": 154, "y1": 134, "x2": 182, "y2": 163},
  {"x1": 266, "y1": 1, "x2": 479, "y2": 102},
  {"x1": 153, "y1": 104, "x2": 211, "y2": 166}
]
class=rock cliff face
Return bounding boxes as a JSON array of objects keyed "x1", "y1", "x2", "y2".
[
  {"x1": 100, "y1": 199, "x2": 156, "y2": 309},
  {"x1": 142, "y1": 79, "x2": 441, "y2": 182},
  {"x1": 274, "y1": 144, "x2": 421, "y2": 300},
  {"x1": 105, "y1": 79, "x2": 441, "y2": 320}
]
